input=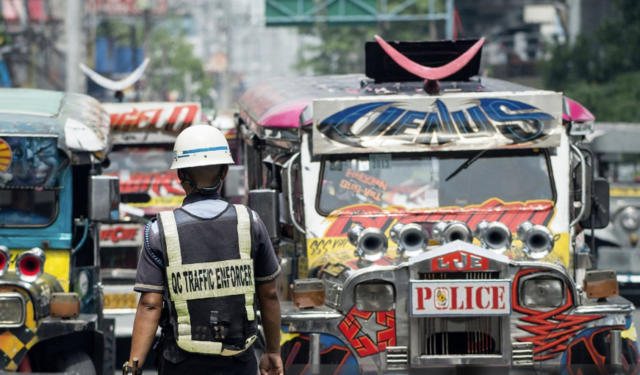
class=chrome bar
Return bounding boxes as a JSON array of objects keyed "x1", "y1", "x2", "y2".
[{"x1": 309, "y1": 333, "x2": 321, "y2": 375}]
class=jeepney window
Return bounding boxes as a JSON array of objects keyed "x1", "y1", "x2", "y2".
[
  {"x1": 104, "y1": 148, "x2": 174, "y2": 173},
  {"x1": 0, "y1": 189, "x2": 57, "y2": 226},
  {"x1": 317, "y1": 151, "x2": 554, "y2": 214},
  {"x1": 598, "y1": 153, "x2": 640, "y2": 183}
]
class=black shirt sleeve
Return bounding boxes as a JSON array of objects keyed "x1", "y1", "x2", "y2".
[
  {"x1": 134, "y1": 221, "x2": 165, "y2": 293},
  {"x1": 252, "y1": 211, "x2": 282, "y2": 284}
]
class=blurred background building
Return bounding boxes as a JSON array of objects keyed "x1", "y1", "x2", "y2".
[{"x1": 0, "y1": 0, "x2": 631, "y2": 120}]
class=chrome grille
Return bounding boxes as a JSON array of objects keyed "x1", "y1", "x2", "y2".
[
  {"x1": 419, "y1": 271, "x2": 502, "y2": 356},
  {"x1": 420, "y1": 271, "x2": 501, "y2": 280},
  {"x1": 422, "y1": 316, "x2": 501, "y2": 355}
]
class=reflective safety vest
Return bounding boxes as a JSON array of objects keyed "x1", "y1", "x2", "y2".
[{"x1": 157, "y1": 204, "x2": 257, "y2": 356}]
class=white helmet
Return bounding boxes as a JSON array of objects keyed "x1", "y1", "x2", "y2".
[{"x1": 170, "y1": 125, "x2": 234, "y2": 170}]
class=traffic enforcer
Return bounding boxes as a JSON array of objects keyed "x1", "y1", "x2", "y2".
[
  {"x1": 236, "y1": 37, "x2": 638, "y2": 374},
  {"x1": 0, "y1": 89, "x2": 118, "y2": 373}
]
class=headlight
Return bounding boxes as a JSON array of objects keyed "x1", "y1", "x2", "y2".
[
  {"x1": 620, "y1": 208, "x2": 640, "y2": 231},
  {"x1": 355, "y1": 283, "x2": 394, "y2": 311},
  {"x1": 521, "y1": 276, "x2": 564, "y2": 309},
  {"x1": 0, "y1": 293, "x2": 26, "y2": 327}
]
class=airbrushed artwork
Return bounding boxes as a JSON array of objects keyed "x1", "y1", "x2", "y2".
[{"x1": 0, "y1": 136, "x2": 59, "y2": 188}]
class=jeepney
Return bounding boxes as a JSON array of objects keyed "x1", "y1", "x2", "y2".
[
  {"x1": 236, "y1": 38, "x2": 638, "y2": 374},
  {"x1": 584, "y1": 123, "x2": 640, "y2": 286},
  {"x1": 99, "y1": 102, "x2": 200, "y2": 337},
  {"x1": 0, "y1": 89, "x2": 118, "y2": 373}
]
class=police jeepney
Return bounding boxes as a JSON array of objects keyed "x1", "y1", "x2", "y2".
[
  {"x1": 0, "y1": 89, "x2": 118, "y2": 373},
  {"x1": 98, "y1": 101, "x2": 200, "y2": 338},
  {"x1": 236, "y1": 38, "x2": 639, "y2": 374}
]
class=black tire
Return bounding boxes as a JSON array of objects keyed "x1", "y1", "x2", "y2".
[{"x1": 54, "y1": 351, "x2": 97, "y2": 375}]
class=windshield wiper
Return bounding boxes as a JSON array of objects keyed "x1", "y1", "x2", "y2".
[{"x1": 445, "y1": 149, "x2": 488, "y2": 182}]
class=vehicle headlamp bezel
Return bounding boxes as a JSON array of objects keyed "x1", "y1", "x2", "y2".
[
  {"x1": 0, "y1": 292, "x2": 26, "y2": 327},
  {"x1": 354, "y1": 283, "x2": 395, "y2": 312},
  {"x1": 619, "y1": 207, "x2": 640, "y2": 232},
  {"x1": 519, "y1": 274, "x2": 565, "y2": 310}
]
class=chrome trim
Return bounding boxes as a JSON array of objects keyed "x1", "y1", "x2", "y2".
[
  {"x1": 511, "y1": 342, "x2": 534, "y2": 366},
  {"x1": 0, "y1": 246, "x2": 9, "y2": 277},
  {"x1": 15, "y1": 247, "x2": 46, "y2": 283},
  {"x1": 570, "y1": 144, "x2": 587, "y2": 226},
  {"x1": 516, "y1": 222, "x2": 555, "y2": 260},
  {"x1": 390, "y1": 223, "x2": 429, "y2": 257},
  {"x1": 385, "y1": 346, "x2": 408, "y2": 371},
  {"x1": 309, "y1": 333, "x2": 321, "y2": 375},
  {"x1": 510, "y1": 261, "x2": 579, "y2": 305},
  {"x1": 0, "y1": 292, "x2": 26, "y2": 328},
  {"x1": 286, "y1": 152, "x2": 305, "y2": 234},
  {"x1": 517, "y1": 272, "x2": 566, "y2": 310},
  {"x1": 474, "y1": 221, "x2": 512, "y2": 254},
  {"x1": 0, "y1": 273, "x2": 63, "y2": 320}
]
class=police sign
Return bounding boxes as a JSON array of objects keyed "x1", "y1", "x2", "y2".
[{"x1": 411, "y1": 280, "x2": 511, "y2": 316}]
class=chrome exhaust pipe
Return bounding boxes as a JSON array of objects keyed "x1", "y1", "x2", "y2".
[
  {"x1": 15, "y1": 247, "x2": 46, "y2": 282},
  {"x1": 432, "y1": 221, "x2": 473, "y2": 244},
  {"x1": 390, "y1": 223, "x2": 429, "y2": 257},
  {"x1": 348, "y1": 224, "x2": 388, "y2": 261},
  {"x1": 474, "y1": 221, "x2": 512, "y2": 253},
  {"x1": 517, "y1": 221, "x2": 555, "y2": 259}
]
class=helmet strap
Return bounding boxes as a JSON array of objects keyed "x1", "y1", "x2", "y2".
[{"x1": 178, "y1": 166, "x2": 227, "y2": 196}]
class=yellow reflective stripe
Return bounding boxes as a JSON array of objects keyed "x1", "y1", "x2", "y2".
[
  {"x1": 178, "y1": 340, "x2": 223, "y2": 355},
  {"x1": 234, "y1": 205, "x2": 251, "y2": 260},
  {"x1": 234, "y1": 205, "x2": 255, "y2": 322},
  {"x1": 245, "y1": 292, "x2": 255, "y2": 320},
  {"x1": 160, "y1": 211, "x2": 182, "y2": 266},
  {"x1": 167, "y1": 259, "x2": 254, "y2": 302}
]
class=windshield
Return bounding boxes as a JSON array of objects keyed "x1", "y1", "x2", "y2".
[
  {"x1": 598, "y1": 153, "x2": 640, "y2": 184},
  {"x1": 104, "y1": 148, "x2": 173, "y2": 174},
  {"x1": 0, "y1": 189, "x2": 57, "y2": 226},
  {"x1": 318, "y1": 151, "x2": 553, "y2": 214}
]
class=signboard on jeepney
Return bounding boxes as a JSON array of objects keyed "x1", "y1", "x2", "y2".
[
  {"x1": 312, "y1": 91, "x2": 563, "y2": 155},
  {"x1": 103, "y1": 102, "x2": 202, "y2": 145},
  {"x1": 100, "y1": 223, "x2": 143, "y2": 248}
]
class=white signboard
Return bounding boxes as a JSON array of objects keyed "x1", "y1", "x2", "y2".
[
  {"x1": 103, "y1": 102, "x2": 203, "y2": 145},
  {"x1": 100, "y1": 224, "x2": 143, "y2": 248},
  {"x1": 312, "y1": 91, "x2": 563, "y2": 155},
  {"x1": 411, "y1": 280, "x2": 511, "y2": 317}
]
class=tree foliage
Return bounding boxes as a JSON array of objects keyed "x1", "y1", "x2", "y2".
[
  {"x1": 148, "y1": 24, "x2": 213, "y2": 101},
  {"x1": 541, "y1": 0, "x2": 640, "y2": 121},
  {"x1": 296, "y1": 0, "x2": 445, "y2": 75}
]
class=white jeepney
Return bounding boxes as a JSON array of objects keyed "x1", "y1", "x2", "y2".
[{"x1": 236, "y1": 38, "x2": 639, "y2": 374}]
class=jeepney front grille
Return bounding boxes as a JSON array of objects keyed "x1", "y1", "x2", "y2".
[
  {"x1": 419, "y1": 271, "x2": 502, "y2": 356},
  {"x1": 419, "y1": 271, "x2": 501, "y2": 280}
]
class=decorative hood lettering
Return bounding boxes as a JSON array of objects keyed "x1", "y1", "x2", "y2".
[{"x1": 317, "y1": 98, "x2": 556, "y2": 149}]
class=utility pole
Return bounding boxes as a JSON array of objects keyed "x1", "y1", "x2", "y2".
[{"x1": 65, "y1": 0, "x2": 85, "y2": 93}]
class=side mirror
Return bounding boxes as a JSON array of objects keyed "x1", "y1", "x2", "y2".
[
  {"x1": 580, "y1": 178, "x2": 610, "y2": 229},
  {"x1": 223, "y1": 166, "x2": 245, "y2": 199},
  {"x1": 248, "y1": 189, "x2": 280, "y2": 241},
  {"x1": 89, "y1": 175, "x2": 120, "y2": 222}
]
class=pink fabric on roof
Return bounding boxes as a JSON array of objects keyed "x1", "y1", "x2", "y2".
[
  {"x1": 257, "y1": 98, "x2": 312, "y2": 128},
  {"x1": 563, "y1": 97, "x2": 595, "y2": 123}
]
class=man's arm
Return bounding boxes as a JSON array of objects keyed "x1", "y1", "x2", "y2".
[
  {"x1": 128, "y1": 292, "x2": 163, "y2": 367},
  {"x1": 257, "y1": 280, "x2": 283, "y2": 375}
]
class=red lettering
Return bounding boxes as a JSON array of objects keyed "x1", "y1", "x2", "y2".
[
  {"x1": 416, "y1": 287, "x2": 432, "y2": 311},
  {"x1": 464, "y1": 286, "x2": 473, "y2": 310},
  {"x1": 166, "y1": 105, "x2": 199, "y2": 132},
  {"x1": 451, "y1": 287, "x2": 459, "y2": 309},
  {"x1": 476, "y1": 287, "x2": 490, "y2": 309},
  {"x1": 492, "y1": 286, "x2": 505, "y2": 310}
]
